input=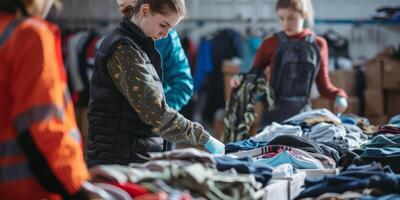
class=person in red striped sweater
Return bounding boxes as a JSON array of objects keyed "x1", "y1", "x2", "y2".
[{"x1": 232, "y1": 0, "x2": 348, "y2": 126}]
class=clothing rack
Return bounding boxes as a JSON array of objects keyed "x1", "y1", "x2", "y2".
[
  {"x1": 50, "y1": 18, "x2": 120, "y2": 30},
  {"x1": 315, "y1": 19, "x2": 400, "y2": 26},
  {"x1": 182, "y1": 17, "x2": 400, "y2": 26},
  {"x1": 51, "y1": 17, "x2": 400, "y2": 30}
]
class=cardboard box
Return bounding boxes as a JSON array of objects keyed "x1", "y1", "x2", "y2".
[
  {"x1": 298, "y1": 169, "x2": 339, "y2": 180},
  {"x1": 311, "y1": 97, "x2": 333, "y2": 111},
  {"x1": 273, "y1": 171, "x2": 306, "y2": 200},
  {"x1": 254, "y1": 180, "x2": 289, "y2": 200},
  {"x1": 364, "y1": 89, "x2": 384, "y2": 115},
  {"x1": 367, "y1": 115, "x2": 388, "y2": 125},
  {"x1": 387, "y1": 90, "x2": 400, "y2": 117},
  {"x1": 344, "y1": 96, "x2": 360, "y2": 115},
  {"x1": 312, "y1": 96, "x2": 359, "y2": 115},
  {"x1": 365, "y1": 61, "x2": 383, "y2": 89},
  {"x1": 330, "y1": 69, "x2": 357, "y2": 95},
  {"x1": 383, "y1": 59, "x2": 400, "y2": 90}
]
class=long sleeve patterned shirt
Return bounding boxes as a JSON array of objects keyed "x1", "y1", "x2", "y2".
[{"x1": 107, "y1": 43, "x2": 210, "y2": 145}]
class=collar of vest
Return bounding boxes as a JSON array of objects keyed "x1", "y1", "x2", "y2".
[{"x1": 119, "y1": 16, "x2": 154, "y2": 50}]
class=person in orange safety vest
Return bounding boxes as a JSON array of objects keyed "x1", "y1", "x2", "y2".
[{"x1": 0, "y1": 0, "x2": 106, "y2": 199}]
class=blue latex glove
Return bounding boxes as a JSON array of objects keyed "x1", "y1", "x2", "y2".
[
  {"x1": 334, "y1": 96, "x2": 348, "y2": 114},
  {"x1": 204, "y1": 137, "x2": 225, "y2": 154}
]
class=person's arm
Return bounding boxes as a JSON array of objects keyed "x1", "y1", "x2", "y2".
[
  {"x1": 315, "y1": 37, "x2": 348, "y2": 100},
  {"x1": 11, "y1": 20, "x2": 89, "y2": 198},
  {"x1": 250, "y1": 37, "x2": 273, "y2": 72},
  {"x1": 156, "y1": 30, "x2": 193, "y2": 111},
  {"x1": 107, "y1": 43, "x2": 210, "y2": 145}
]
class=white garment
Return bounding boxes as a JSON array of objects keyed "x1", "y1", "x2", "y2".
[
  {"x1": 283, "y1": 109, "x2": 341, "y2": 125},
  {"x1": 343, "y1": 124, "x2": 368, "y2": 149},
  {"x1": 304, "y1": 122, "x2": 346, "y2": 143},
  {"x1": 272, "y1": 163, "x2": 294, "y2": 178},
  {"x1": 252, "y1": 122, "x2": 303, "y2": 142}
]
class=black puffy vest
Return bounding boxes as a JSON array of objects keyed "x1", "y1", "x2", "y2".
[
  {"x1": 271, "y1": 31, "x2": 320, "y2": 100},
  {"x1": 86, "y1": 17, "x2": 165, "y2": 167}
]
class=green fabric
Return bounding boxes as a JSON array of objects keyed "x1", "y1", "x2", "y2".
[
  {"x1": 122, "y1": 162, "x2": 260, "y2": 199},
  {"x1": 156, "y1": 29, "x2": 193, "y2": 111},
  {"x1": 138, "y1": 163, "x2": 259, "y2": 200},
  {"x1": 179, "y1": 163, "x2": 258, "y2": 200}
]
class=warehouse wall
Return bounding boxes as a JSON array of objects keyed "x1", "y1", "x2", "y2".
[
  {"x1": 50, "y1": 0, "x2": 400, "y2": 61},
  {"x1": 181, "y1": 0, "x2": 400, "y2": 63}
]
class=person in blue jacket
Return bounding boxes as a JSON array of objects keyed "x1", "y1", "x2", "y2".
[
  {"x1": 156, "y1": 29, "x2": 193, "y2": 111},
  {"x1": 117, "y1": 0, "x2": 193, "y2": 112}
]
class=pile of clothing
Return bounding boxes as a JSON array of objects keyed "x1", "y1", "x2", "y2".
[
  {"x1": 225, "y1": 109, "x2": 370, "y2": 171},
  {"x1": 89, "y1": 148, "x2": 275, "y2": 200},
  {"x1": 294, "y1": 114, "x2": 400, "y2": 199},
  {"x1": 223, "y1": 109, "x2": 400, "y2": 199},
  {"x1": 88, "y1": 112, "x2": 400, "y2": 199},
  {"x1": 297, "y1": 162, "x2": 400, "y2": 199},
  {"x1": 340, "y1": 114, "x2": 400, "y2": 173}
]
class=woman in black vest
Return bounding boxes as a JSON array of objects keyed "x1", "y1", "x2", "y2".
[{"x1": 86, "y1": 0, "x2": 224, "y2": 167}]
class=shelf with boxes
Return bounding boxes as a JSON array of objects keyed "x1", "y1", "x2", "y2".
[
  {"x1": 313, "y1": 47, "x2": 400, "y2": 126},
  {"x1": 365, "y1": 48, "x2": 400, "y2": 125}
]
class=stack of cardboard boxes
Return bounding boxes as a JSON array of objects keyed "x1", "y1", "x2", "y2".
[
  {"x1": 313, "y1": 48, "x2": 400, "y2": 126},
  {"x1": 365, "y1": 50, "x2": 400, "y2": 125},
  {"x1": 312, "y1": 69, "x2": 360, "y2": 116}
]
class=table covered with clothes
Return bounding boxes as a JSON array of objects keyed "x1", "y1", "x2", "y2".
[
  {"x1": 86, "y1": 110, "x2": 400, "y2": 200},
  {"x1": 87, "y1": 148, "x2": 276, "y2": 200},
  {"x1": 223, "y1": 109, "x2": 400, "y2": 199}
]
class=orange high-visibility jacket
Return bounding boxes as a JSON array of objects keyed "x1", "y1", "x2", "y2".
[{"x1": 0, "y1": 12, "x2": 90, "y2": 200}]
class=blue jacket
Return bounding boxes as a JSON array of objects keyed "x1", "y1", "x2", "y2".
[{"x1": 156, "y1": 29, "x2": 193, "y2": 111}]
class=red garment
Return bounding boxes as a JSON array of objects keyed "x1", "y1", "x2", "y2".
[
  {"x1": 109, "y1": 182, "x2": 149, "y2": 198},
  {"x1": 252, "y1": 29, "x2": 347, "y2": 100}
]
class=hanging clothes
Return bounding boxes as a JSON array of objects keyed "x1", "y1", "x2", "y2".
[
  {"x1": 242, "y1": 35, "x2": 262, "y2": 73},
  {"x1": 193, "y1": 38, "x2": 213, "y2": 93},
  {"x1": 180, "y1": 35, "x2": 197, "y2": 74},
  {"x1": 203, "y1": 29, "x2": 243, "y2": 123}
]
